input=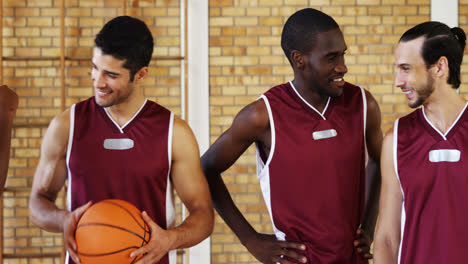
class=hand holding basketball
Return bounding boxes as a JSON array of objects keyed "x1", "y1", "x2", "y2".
[
  {"x1": 75, "y1": 199, "x2": 151, "y2": 264},
  {"x1": 130, "y1": 211, "x2": 175, "y2": 264},
  {"x1": 63, "y1": 201, "x2": 92, "y2": 264}
]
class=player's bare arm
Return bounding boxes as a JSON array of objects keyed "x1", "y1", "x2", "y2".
[
  {"x1": 29, "y1": 110, "x2": 92, "y2": 264},
  {"x1": 0, "y1": 85, "x2": 19, "y2": 190},
  {"x1": 131, "y1": 116, "x2": 214, "y2": 264},
  {"x1": 373, "y1": 128, "x2": 403, "y2": 264},
  {"x1": 354, "y1": 90, "x2": 383, "y2": 259},
  {"x1": 201, "y1": 99, "x2": 307, "y2": 264}
]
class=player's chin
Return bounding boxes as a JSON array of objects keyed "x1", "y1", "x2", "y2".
[
  {"x1": 328, "y1": 87, "x2": 344, "y2": 98},
  {"x1": 95, "y1": 98, "x2": 113, "y2": 108},
  {"x1": 327, "y1": 82, "x2": 345, "y2": 97}
]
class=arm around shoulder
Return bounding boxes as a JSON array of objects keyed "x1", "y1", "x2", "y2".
[{"x1": 373, "y1": 128, "x2": 403, "y2": 264}]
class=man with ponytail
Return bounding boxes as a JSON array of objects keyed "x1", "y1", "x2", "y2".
[{"x1": 374, "y1": 21, "x2": 468, "y2": 263}]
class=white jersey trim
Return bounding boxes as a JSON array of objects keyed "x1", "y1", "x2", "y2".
[
  {"x1": 255, "y1": 95, "x2": 286, "y2": 241},
  {"x1": 289, "y1": 80, "x2": 329, "y2": 120},
  {"x1": 66, "y1": 104, "x2": 76, "y2": 212},
  {"x1": 256, "y1": 95, "x2": 276, "y2": 174},
  {"x1": 64, "y1": 104, "x2": 76, "y2": 264},
  {"x1": 421, "y1": 101, "x2": 468, "y2": 140},
  {"x1": 359, "y1": 86, "x2": 368, "y2": 164},
  {"x1": 103, "y1": 99, "x2": 148, "y2": 133},
  {"x1": 166, "y1": 112, "x2": 176, "y2": 263},
  {"x1": 393, "y1": 119, "x2": 405, "y2": 264}
]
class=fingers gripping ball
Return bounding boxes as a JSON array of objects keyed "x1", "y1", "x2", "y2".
[{"x1": 76, "y1": 199, "x2": 151, "y2": 264}]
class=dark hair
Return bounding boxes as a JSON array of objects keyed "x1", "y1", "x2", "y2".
[
  {"x1": 95, "y1": 16, "x2": 154, "y2": 81},
  {"x1": 281, "y1": 8, "x2": 339, "y2": 66},
  {"x1": 400, "y1": 21, "x2": 466, "y2": 88}
]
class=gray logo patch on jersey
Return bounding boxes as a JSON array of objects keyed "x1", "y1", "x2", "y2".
[
  {"x1": 429, "y1": 149, "x2": 460, "y2": 162},
  {"x1": 312, "y1": 129, "x2": 337, "y2": 140},
  {"x1": 103, "y1": 138, "x2": 134, "y2": 150}
]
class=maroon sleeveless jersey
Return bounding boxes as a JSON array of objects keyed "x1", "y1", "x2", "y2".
[
  {"x1": 66, "y1": 97, "x2": 176, "y2": 264},
  {"x1": 256, "y1": 81, "x2": 367, "y2": 263},
  {"x1": 395, "y1": 104, "x2": 468, "y2": 264}
]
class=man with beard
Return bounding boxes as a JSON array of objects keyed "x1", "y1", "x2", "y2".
[
  {"x1": 29, "y1": 16, "x2": 213, "y2": 264},
  {"x1": 202, "y1": 8, "x2": 382, "y2": 264},
  {"x1": 374, "y1": 22, "x2": 468, "y2": 263}
]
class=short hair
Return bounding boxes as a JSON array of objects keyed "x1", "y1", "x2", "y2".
[
  {"x1": 281, "y1": 8, "x2": 339, "y2": 66},
  {"x1": 94, "y1": 16, "x2": 154, "y2": 81},
  {"x1": 400, "y1": 21, "x2": 466, "y2": 88}
]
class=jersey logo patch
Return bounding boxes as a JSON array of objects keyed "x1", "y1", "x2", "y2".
[
  {"x1": 312, "y1": 129, "x2": 337, "y2": 140},
  {"x1": 103, "y1": 138, "x2": 134, "y2": 150},
  {"x1": 429, "y1": 149, "x2": 460, "y2": 162}
]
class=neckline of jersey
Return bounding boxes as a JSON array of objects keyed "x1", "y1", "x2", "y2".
[
  {"x1": 103, "y1": 99, "x2": 148, "y2": 133},
  {"x1": 421, "y1": 101, "x2": 468, "y2": 140},
  {"x1": 288, "y1": 81, "x2": 330, "y2": 120}
]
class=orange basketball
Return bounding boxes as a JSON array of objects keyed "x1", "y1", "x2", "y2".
[{"x1": 76, "y1": 199, "x2": 151, "y2": 264}]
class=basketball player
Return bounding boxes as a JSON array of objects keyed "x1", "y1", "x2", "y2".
[
  {"x1": 201, "y1": 8, "x2": 382, "y2": 264},
  {"x1": 29, "y1": 16, "x2": 213, "y2": 264},
  {"x1": 0, "y1": 85, "x2": 18, "y2": 191},
  {"x1": 373, "y1": 22, "x2": 468, "y2": 263}
]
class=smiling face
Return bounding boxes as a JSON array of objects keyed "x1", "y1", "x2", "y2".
[
  {"x1": 91, "y1": 47, "x2": 136, "y2": 108},
  {"x1": 302, "y1": 28, "x2": 348, "y2": 97},
  {"x1": 395, "y1": 37, "x2": 436, "y2": 108}
]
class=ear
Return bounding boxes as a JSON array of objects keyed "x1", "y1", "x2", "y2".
[
  {"x1": 291, "y1": 50, "x2": 306, "y2": 70},
  {"x1": 433, "y1": 56, "x2": 449, "y2": 78},
  {"x1": 133, "y1": 67, "x2": 149, "y2": 83}
]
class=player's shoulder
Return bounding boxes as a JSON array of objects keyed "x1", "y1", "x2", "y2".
[
  {"x1": 383, "y1": 125, "x2": 395, "y2": 140},
  {"x1": 393, "y1": 109, "x2": 421, "y2": 132},
  {"x1": 49, "y1": 108, "x2": 71, "y2": 134},
  {"x1": 172, "y1": 115, "x2": 197, "y2": 141},
  {"x1": 381, "y1": 124, "x2": 395, "y2": 154},
  {"x1": 234, "y1": 99, "x2": 269, "y2": 131},
  {"x1": 344, "y1": 83, "x2": 376, "y2": 104},
  {"x1": 144, "y1": 99, "x2": 172, "y2": 114},
  {"x1": 173, "y1": 115, "x2": 189, "y2": 129}
]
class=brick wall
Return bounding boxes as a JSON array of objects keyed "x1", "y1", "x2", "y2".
[{"x1": 4, "y1": 0, "x2": 468, "y2": 264}]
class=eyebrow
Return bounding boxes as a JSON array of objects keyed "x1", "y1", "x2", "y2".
[
  {"x1": 396, "y1": 63, "x2": 411, "y2": 67},
  {"x1": 92, "y1": 62, "x2": 121, "y2": 76},
  {"x1": 325, "y1": 47, "x2": 347, "y2": 57}
]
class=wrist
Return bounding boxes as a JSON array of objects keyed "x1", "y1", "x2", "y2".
[
  {"x1": 164, "y1": 229, "x2": 180, "y2": 251},
  {"x1": 57, "y1": 210, "x2": 71, "y2": 233},
  {"x1": 239, "y1": 231, "x2": 259, "y2": 247}
]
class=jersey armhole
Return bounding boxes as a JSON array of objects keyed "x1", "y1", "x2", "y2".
[
  {"x1": 393, "y1": 118, "x2": 406, "y2": 264},
  {"x1": 65, "y1": 104, "x2": 76, "y2": 212},
  {"x1": 255, "y1": 95, "x2": 275, "y2": 175},
  {"x1": 358, "y1": 86, "x2": 368, "y2": 164},
  {"x1": 393, "y1": 118, "x2": 404, "y2": 200},
  {"x1": 166, "y1": 112, "x2": 176, "y2": 231}
]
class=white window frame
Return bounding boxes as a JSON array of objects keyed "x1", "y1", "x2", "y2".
[{"x1": 185, "y1": 0, "x2": 210, "y2": 263}]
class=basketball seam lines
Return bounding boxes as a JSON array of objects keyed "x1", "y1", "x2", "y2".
[
  {"x1": 102, "y1": 200, "x2": 151, "y2": 232},
  {"x1": 77, "y1": 246, "x2": 139, "y2": 257},
  {"x1": 77, "y1": 222, "x2": 150, "y2": 242},
  {"x1": 131, "y1": 222, "x2": 151, "y2": 264}
]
